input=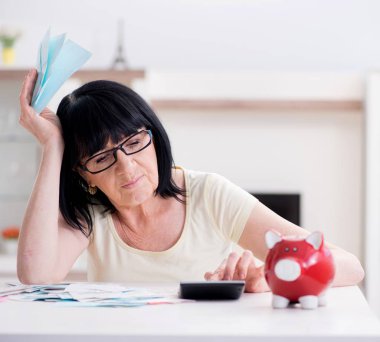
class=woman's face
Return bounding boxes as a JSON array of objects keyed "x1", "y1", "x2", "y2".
[{"x1": 79, "y1": 130, "x2": 159, "y2": 209}]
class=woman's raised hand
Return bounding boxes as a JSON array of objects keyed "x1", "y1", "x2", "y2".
[
  {"x1": 19, "y1": 69, "x2": 63, "y2": 146},
  {"x1": 204, "y1": 250, "x2": 271, "y2": 293}
]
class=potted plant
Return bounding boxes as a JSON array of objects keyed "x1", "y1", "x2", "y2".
[
  {"x1": 1, "y1": 226, "x2": 20, "y2": 254},
  {"x1": 0, "y1": 27, "x2": 21, "y2": 65}
]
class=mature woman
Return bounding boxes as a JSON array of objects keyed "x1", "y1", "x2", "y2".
[{"x1": 18, "y1": 69, "x2": 364, "y2": 291}]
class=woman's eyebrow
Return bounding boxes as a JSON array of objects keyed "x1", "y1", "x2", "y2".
[
  {"x1": 97, "y1": 143, "x2": 115, "y2": 154},
  {"x1": 91, "y1": 141, "x2": 118, "y2": 156},
  {"x1": 96, "y1": 133, "x2": 134, "y2": 154}
]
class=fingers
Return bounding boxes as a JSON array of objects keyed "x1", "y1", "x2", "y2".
[
  {"x1": 20, "y1": 69, "x2": 37, "y2": 109},
  {"x1": 204, "y1": 258, "x2": 227, "y2": 281},
  {"x1": 223, "y1": 252, "x2": 240, "y2": 280},
  {"x1": 204, "y1": 251, "x2": 270, "y2": 292},
  {"x1": 26, "y1": 69, "x2": 38, "y2": 105},
  {"x1": 204, "y1": 271, "x2": 215, "y2": 281},
  {"x1": 19, "y1": 69, "x2": 39, "y2": 130},
  {"x1": 214, "y1": 258, "x2": 228, "y2": 280},
  {"x1": 233, "y1": 250, "x2": 254, "y2": 280},
  {"x1": 245, "y1": 264, "x2": 270, "y2": 293}
]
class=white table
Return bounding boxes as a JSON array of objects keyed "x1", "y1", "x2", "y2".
[{"x1": 0, "y1": 284, "x2": 379, "y2": 341}]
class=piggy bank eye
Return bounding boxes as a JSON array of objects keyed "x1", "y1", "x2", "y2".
[
  {"x1": 284, "y1": 247, "x2": 290, "y2": 252},
  {"x1": 293, "y1": 247, "x2": 298, "y2": 252}
]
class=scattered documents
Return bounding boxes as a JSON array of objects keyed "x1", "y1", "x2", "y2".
[
  {"x1": 31, "y1": 28, "x2": 92, "y2": 114},
  {"x1": 0, "y1": 282, "x2": 188, "y2": 308}
]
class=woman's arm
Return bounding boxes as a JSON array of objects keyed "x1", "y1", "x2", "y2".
[
  {"x1": 238, "y1": 202, "x2": 365, "y2": 286},
  {"x1": 17, "y1": 69, "x2": 89, "y2": 284}
]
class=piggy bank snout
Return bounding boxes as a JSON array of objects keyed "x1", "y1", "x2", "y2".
[{"x1": 274, "y1": 259, "x2": 301, "y2": 281}]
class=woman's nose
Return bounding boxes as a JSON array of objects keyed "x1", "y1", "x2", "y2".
[{"x1": 115, "y1": 149, "x2": 135, "y2": 170}]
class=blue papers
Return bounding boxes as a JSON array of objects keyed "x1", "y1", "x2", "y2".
[
  {"x1": 0, "y1": 282, "x2": 189, "y2": 308},
  {"x1": 31, "y1": 29, "x2": 92, "y2": 114}
]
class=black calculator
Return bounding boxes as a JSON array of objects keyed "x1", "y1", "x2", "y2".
[{"x1": 179, "y1": 281, "x2": 245, "y2": 300}]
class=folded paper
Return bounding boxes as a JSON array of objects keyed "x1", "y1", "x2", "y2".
[{"x1": 31, "y1": 29, "x2": 92, "y2": 114}]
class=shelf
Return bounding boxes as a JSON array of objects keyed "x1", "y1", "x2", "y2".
[
  {"x1": 0, "y1": 68, "x2": 145, "y2": 85},
  {"x1": 150, "y1": 99, "x2": 363, "y2": 111},
  {"x1": 74, "y1": 69, "x2": 145, "y2": 84}
]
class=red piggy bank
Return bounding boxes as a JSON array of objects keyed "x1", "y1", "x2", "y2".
[{"x1": 264, "y1": 230, "x2": 335, "y2": 309}]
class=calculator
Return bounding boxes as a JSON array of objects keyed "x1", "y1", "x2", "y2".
[{"x1": 179, "y1": 281, "x2": 245, "y2": 300}]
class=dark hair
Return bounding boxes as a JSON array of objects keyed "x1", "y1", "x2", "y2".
[{"x1": 56, "y1": 80, "x2": 185, "y2": 236}]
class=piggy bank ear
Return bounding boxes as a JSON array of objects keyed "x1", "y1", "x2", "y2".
[
  {"x1": 265, "y1": 230, "x2": 282, "y2": 249},
  {"x1": 305, "y1": 231, "x2": 323, "y2": 250}
]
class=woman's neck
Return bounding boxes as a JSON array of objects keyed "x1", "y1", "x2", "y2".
[
  {"x1": 115, "y1": 195, "x2": 168, "y2": 234},
  {"x1": 114, "y1": 195, "x2": 184, "y2": 251}
]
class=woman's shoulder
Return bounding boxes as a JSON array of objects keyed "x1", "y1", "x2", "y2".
[{"x1": 178, "y1": 166, "x2": 230, "y2": 192}]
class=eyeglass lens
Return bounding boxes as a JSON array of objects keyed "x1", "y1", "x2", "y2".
[{"x1": 85, "y1": 130, "x2": 151, "y2": 173}]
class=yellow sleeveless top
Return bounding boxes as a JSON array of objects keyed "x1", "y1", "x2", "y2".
[{"x1": 87, "y1": 168, "x2": 258, "y2": 282}]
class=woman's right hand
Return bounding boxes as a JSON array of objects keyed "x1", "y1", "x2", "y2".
[
  {"x1": 19, "y1": 69, "x2": 63, "y2": 147},
  {"x1": 204, "y1": 251, "x2": 271, "y2": 293}
]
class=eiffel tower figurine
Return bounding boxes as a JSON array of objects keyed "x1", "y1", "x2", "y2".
[{"x1": 111, "y1": 19, "x2": 128, "y2": 70}]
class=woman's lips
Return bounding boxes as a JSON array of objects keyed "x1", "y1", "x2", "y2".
[{"x1": 122, "y1": 175, "x2": 143, "y2": 189}]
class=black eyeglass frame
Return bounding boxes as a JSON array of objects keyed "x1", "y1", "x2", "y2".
[{"x1": 79, "y1": 129, "x2": 153, "y2": 174}]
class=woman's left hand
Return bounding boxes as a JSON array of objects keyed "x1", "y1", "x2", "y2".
[{"x1": 204, "y1": 250, "x2": 271, "y2": 293}]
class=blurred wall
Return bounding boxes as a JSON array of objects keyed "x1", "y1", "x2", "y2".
[{"x1": 0, "y1": 0, "x2": 379, "y2": 71}]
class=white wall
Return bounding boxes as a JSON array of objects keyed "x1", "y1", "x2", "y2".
[
  {"x1": 139, "y1": 71, "x2": 365, "y2": 259},
  {"x1": 142, "y1": 70, "x2": 364, "y2": 260},
  {"x1": 158, "y1": 109, "x2": 363, "y2": 259},
  {"x1": 0, "y1": 0, "x2": 380, "y2": 71},
  {"x1": 0, "y1": 81, "x2": 38, "y2": 230}
]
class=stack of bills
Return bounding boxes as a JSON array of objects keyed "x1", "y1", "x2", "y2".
[{"x1": 0, "y1": 282, "x2": 188, "y2": 307}]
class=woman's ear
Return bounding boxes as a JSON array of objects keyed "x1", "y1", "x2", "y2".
[
  {"x1": 74, "y1": 170, "x2": 91, "y2": 193},
  {"x1": 74, "y1": 167, "x2": 88, "y2": 184}
]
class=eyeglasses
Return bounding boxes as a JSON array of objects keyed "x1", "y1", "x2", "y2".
[{"x1": 80, "y1": 129, "x2": 152, "y2": 174}]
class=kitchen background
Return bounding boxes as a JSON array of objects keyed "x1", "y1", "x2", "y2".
[{"x1": 0, "y1": 0, "x2": 379, "y2": 317}]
